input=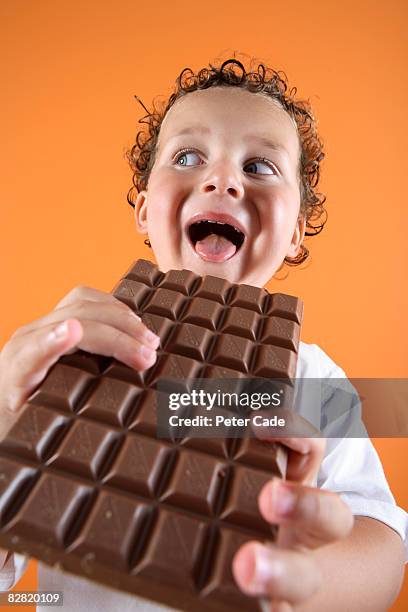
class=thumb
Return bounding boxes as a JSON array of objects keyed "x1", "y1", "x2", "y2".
[
  {"x1": 258, "y1": 478, "x2": 353, "y2": 552},
  {"x1": 5, "y1": 319, "x2": 83, "y2": 413}
]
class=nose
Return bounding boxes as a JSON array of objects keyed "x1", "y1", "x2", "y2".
[{"x1": 199, "y1": 158, "x2": 244, "y2": 199}]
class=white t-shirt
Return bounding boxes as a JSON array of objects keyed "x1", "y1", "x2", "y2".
[{"x1": 0, "y1": 342, "x2": 407, "y2": 611}]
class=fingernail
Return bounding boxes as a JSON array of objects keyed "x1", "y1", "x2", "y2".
[
  {"x1": 273, "y1": 481, "x2": 296, "y2": 517},
  {"x1": 140, "y1": 345, "x2": 156, "y2": 362},
  {"x1": 144, "y1": 329, "x2": 160, "y2": 348},
  {"x1": 50, "y1": 321, "x2": 69, "y2": 341}
]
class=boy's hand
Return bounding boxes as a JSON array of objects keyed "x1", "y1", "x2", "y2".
[
  {"x1": 0, "y1": 285, "x2": 159, "y2": 569},
  {"x1": 232, "y1": 413, "x2": 354, "y2": 611},
  {"x1": 0, "y1": 285, "x2": 159, "y2": 427}
]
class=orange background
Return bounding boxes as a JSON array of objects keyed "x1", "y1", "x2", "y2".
[{"x1": 1, "y1": 0, "x2": 407, "y2": 609}]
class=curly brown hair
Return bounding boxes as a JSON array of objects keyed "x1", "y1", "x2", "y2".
[{"x1": 126, "y1": 56, "x2": 327, "y2": 266}]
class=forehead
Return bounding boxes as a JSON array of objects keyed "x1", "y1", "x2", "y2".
[{"x1": 158, "y1": 86, "x2": 300, "y2": 160}]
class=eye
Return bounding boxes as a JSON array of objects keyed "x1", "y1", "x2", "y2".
[
  {"x1": 174, "y1": 148, "x2": 203, "y2": 167},
  {"x1": 244, "y1": 158, "x2": 277, "y2": 175}
]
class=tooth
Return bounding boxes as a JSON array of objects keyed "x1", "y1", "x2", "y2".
[{"x1": 192, "y1": 218, "x2": 244, "y2": 233}]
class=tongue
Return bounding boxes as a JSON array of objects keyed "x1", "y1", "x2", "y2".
[{"x1": 195, "y1": 233, "x2": 237, "y2": 262}]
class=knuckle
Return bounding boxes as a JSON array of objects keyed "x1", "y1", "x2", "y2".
[
  {"x1": 112, "y1": 303, "x2": 134, "y2": 326},
  {"x1": 113, "y1": 299, "x2": 128, "y2": 311},
  {"x1": 70, "y1": 298, "x2": 92, "y2": 315},
  {"x1": 9, "y1": 347, "x2": 28, "y2": 381},
  {"x1": 125, "y1": 306, "x2": 141, "y2": 323},
  {"x1": 1, "y1": 335, "x2": 22, "y2": 364},
  {"x1": 0, "y1": 340, "x2": 13, "y2": 361},
  {"x1": 297, "y1": 488, "x2": 330, "y2": 527},
  {"x1": 6, "y1": 389, "x2": 22, "y2": 413},
  {"x1": 125, "y1": 313, "x2": 139, "y2": 331},
  {"x1": 55, "y1": 285, "x2": 89, "y2": 308},
  {"x1": 76, "y1": 284, "x2": 91, "y2": 293},
  {"x1": 112, "y1": 300, "x2": 140, "y2": 324},
  {"x1": 9, "y1": 325, "x2": 27, "y2": 341},
  {"x1": 111, "y1": 329, "x2": 129, "y2": 359},
  {"x1": 114, "y1": 298, "x2": 133, "y2": 313},
  {"x1": 69, "y1": 285, "x2": 90, "y2": 300}
]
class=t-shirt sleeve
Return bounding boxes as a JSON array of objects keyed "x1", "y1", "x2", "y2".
[
  {"x1": 318, "y1": 437, "x2": 408, "y2": 563},
  {"x1": 309, "y1": 344, "x2": 408, "y2": 563},
  {"x1": 0, "y1": 553, "x2": 29, "y2": 591}
]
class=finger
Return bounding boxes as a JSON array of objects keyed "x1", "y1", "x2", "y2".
[
  {"x1": 54, "y1": 285, "x2": 121, "y2": 309},
  {"x1": 10, "y1": 286, "x2": 123, "y2": 340},
  {"x1": 5, "y1": 319, "x2": 84, "y2": 412},
  {"x1": 258, "y1": 478, "x2": 354, "y2": 549},
  {"x1": 283, "y1": 437, "x2": 325, "y2": 485},
  {"x1": 11, "y1": 300, "x2": 159, "y2": 350},
  {"x1": 65, "y1": 319, "x2": 158, "y2": 370},
  {"x1": 265, "y1": 436, "x2": 325, "y2": 486},
  {"x1": 7, "y1": 318, "x2": 157, "y2": 412},
  {"x1": 233, "y1": 541, "x2": 322, "y2": 603},
  {"x1": 250, "y1": 411, "x2": 325, "y2": 485}
]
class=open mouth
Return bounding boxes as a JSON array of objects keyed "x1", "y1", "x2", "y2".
[{"x1": 187, "y1": 219, "x2": 246, "y2": 262}]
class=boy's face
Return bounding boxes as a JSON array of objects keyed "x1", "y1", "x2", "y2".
[{"x1": 134, "y1": 87, "x2": 304, "y2": 287}]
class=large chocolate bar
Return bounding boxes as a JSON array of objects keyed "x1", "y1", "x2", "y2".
[{"x1": 0, "y1": 260, "x2": 303, "y2": 611}]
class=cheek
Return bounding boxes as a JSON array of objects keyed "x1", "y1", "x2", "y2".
[
  {"x1": 147, "y1": 169, "x2": 186, "y2": 217},
  {"x1": 144, "y1": 169, "x2": 191, "y2": 269},
  {"x1": 261, "y1": 191, "x2": 298, "y2": 231},
  {"x1": 258, "y1": 190, "x2": 300, "y2": 257},
  {"x1": 275, "y1": 203, "x2": 298, "y2": 230}
]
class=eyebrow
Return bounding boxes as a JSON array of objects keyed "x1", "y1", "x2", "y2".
[{"x1": 166, "y1": 126, "x2": 290, "y2": 157}]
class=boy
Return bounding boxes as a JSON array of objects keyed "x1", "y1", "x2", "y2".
[{"x1": 0, "y1": 57, "x2": 406, "y2": 611}]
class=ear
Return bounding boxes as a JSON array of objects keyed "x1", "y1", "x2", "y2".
[
  {"x1": 286, "y1": 214, "x2": 306, "y2": 258},
  {"x1": 133, "y1": 190, "x2": 148, "y2": 234}
]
